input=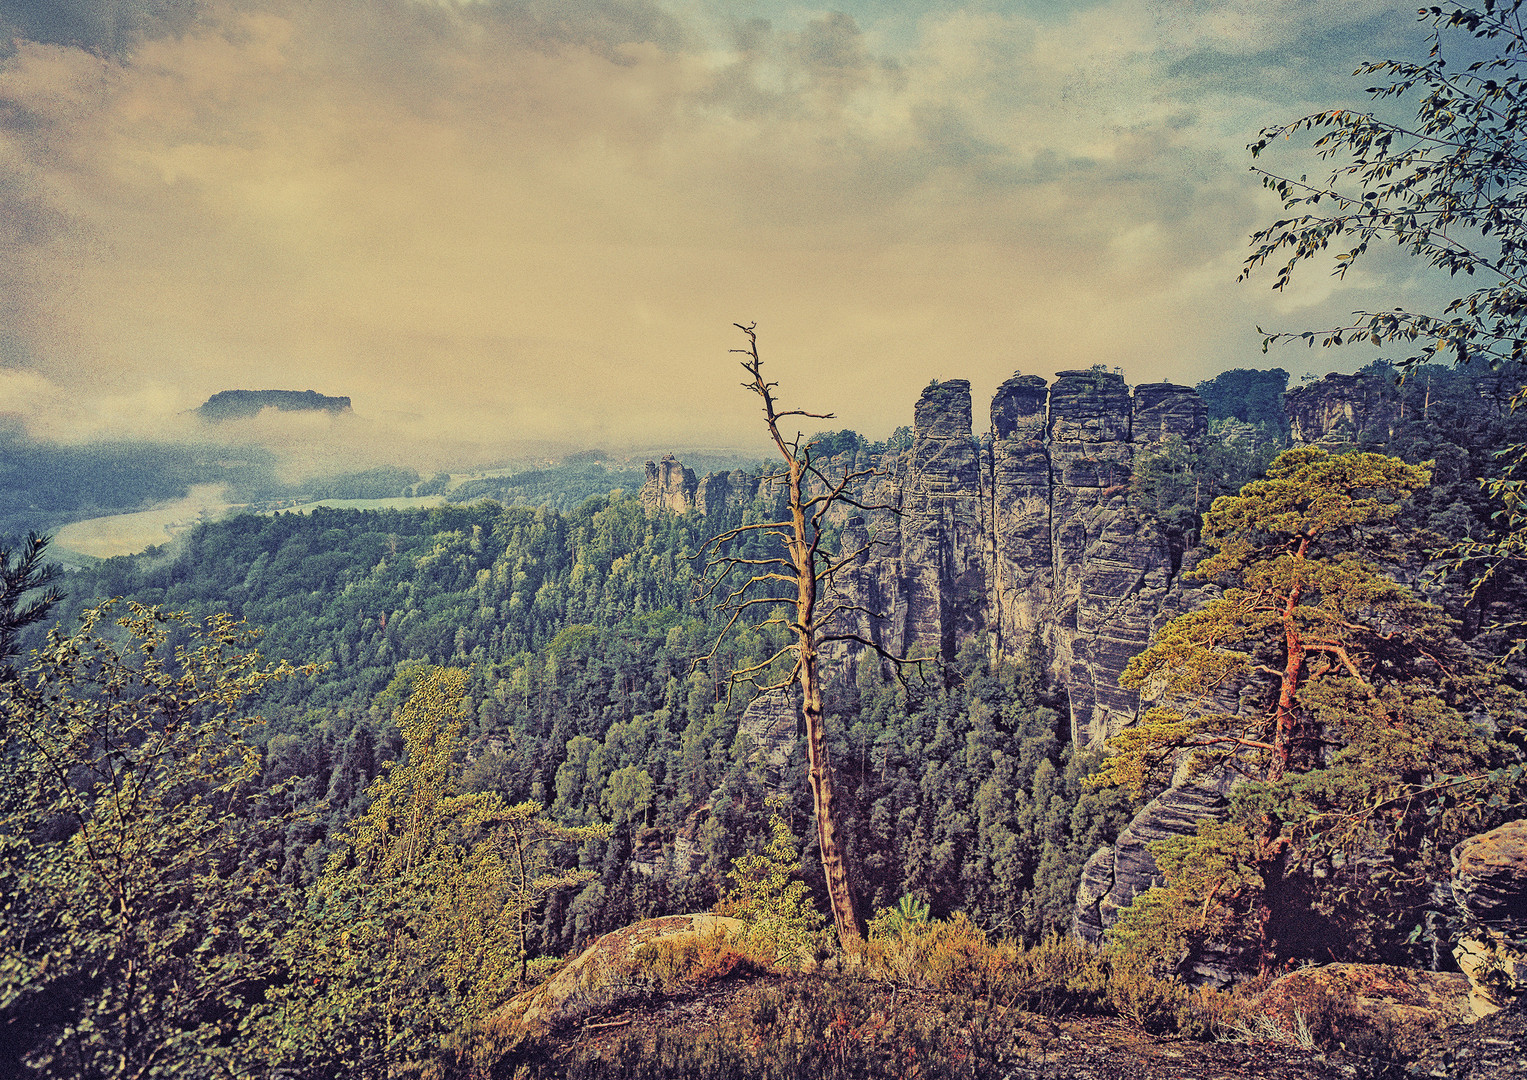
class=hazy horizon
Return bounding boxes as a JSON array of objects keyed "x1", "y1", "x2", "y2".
[{"x1": 0, "y1": 0, "x2": 1459, "y2": 470}]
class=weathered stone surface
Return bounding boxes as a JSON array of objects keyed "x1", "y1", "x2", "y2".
[
  {"x1": 901, "y1": 380, "x2": 987, "y2": 659},
  {"x1": 640, "y1": 455, "x2": 697, "y2": 515},
  {"x1": 1453, "y1": 819, "x2": 1527, "y2": 927},
  {"x1": 735, "y1": 688, "x2": 801, "y2": 794},
  {"x1": 1073, "y1": 778, "x2": 1232, "y2": 944},
  {"x1": 1071, "y1": 845, "x2": 1117, "y2": 943},
  {"x1": 1256, "y1": 963, "x2": 1469, "y2": 1057},
  {"x1": 1132, "y1": 383, "x2": 1207, "y2": 445},
  {"x1": 485, "y1": 913, "x2": 746, "y2": 1048},
  {"x1": 1452, "y1": 819, "x2": 1527, "y2": 1017},
  {"x1": 692, "y1": 470, "x2": 730, "y2": 516},
  {"x1": 1285, "y1": 371, "x2": 1400, "y2": 446},
  {"x1": 988, "y1": 374, "x2": 1053, "y2": 657}
]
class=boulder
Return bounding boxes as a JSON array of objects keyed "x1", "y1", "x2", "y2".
[{"x1": 1452, "y1": 819, "x2": 1527, "y2": 1017}]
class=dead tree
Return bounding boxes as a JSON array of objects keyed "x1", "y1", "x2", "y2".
[{"x1": 695, "y1": 322, "x2": 914, "y2": 950}]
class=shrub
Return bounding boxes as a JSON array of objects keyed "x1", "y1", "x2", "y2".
[
  {"x1": 628, "y1": 929, "x2": 772, "y2": 993},
  {"x1": 505, "y1": 977, "x2": 1030, "y2": 1080},
  {"x1": 714, "y1": 813, "x2": 826, "y2": 971}
]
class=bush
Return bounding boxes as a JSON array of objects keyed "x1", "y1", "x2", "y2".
[
  {"x1": 714, "y1": 813, "x2": 826, "y2": 971},
  {"x1": 860, "y1": 902, "x2": 1109, "y2": 1017},
  {"x1": 627, "y1": 929, "x2": 772, "y2": 993}
]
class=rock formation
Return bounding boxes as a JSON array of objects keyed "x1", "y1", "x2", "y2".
[
  {"x1": 643, "y1": 371, "x2": 1208, "y2": 752},
  {"x1": 1452, "y1": 819, "x2": 1527, "y2": 1017},
  {"x1": 1256, "y1": 963, "x2": 1469, "y2": 1055},
  {"x1": 1070, "y1": 777, "x2": 1232, "y2": 952},
  {"x1": 639, "y1": 455, "x2": 698, "y2": 515},
  {"x1": 735, "y1": 688, "x2": 802, "y2": 795},
  {"x1": 196, "y1": 389, "x2": 352, "y2": 421}
]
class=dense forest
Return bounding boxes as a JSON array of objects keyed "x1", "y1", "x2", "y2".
[{"x1": 4, "y1": 359, "x2": 1527, "y2": 1077}]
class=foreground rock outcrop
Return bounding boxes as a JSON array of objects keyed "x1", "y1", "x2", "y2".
[
  {"x1": 1256, "y1": 963, "x2": 1469, "y2": 1057},
  {"x1": 485, "y1": 913, "x2": 746, "y2": 1050},
  {"x1": 1452, "y1": 819, "x2": 1527, "y2": 1017}
]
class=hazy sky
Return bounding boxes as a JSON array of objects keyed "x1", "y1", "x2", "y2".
[{"x1": 0, "y1": 0, "x2": 1454, "y2": 463}]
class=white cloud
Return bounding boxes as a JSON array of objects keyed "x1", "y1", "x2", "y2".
[{"x1": 0, "y1": 0, "x2": 1457, "y2": 456}]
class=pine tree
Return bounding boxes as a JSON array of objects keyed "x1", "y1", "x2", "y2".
[{"x1": 1100, "y1": 447, "x2": 1523, "y2": 973}]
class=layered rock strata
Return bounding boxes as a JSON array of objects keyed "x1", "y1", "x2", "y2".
[
  {"x1": 648, "y1": 373, "x2": 1207, "y2": 752},
  {"x1": 1071, "y1": 777, "x2": 1232, "y2": 950},
  {"x1": 1452, "y1": 819, "x2": 1527, "y2": 1017},
  {"x1": 735, "y1": 688, "x2": 802, "y2": 795},
  {"x1": 639, "y1": 455, "x2": 698, "y2": 515}
]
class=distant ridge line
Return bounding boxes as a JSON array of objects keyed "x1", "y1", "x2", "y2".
[{"x1": 196, "y1": 389, "x2": 352, "y2": 421}]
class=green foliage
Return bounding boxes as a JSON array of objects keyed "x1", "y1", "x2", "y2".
[
  {"x1": 267, "y1": 668, "x2": 607, "y2": 1078},
  {"x1": 1104, "y1": 446, "x2": 1526, "y2": 973},
  {"x1": 33, "y1": 473, "x2": 1130, "y2": 1014},
  {"x1": 1106, "y1": 822, "x2": 1265, "y2": 975},
  {"x1": 0, "y1": 603, "x2": 306, "y2": 1078},
  {"x1": 1129, "y1": 433, "x2": 1284, "y2": 544},
  {"x1": 1244, "y1": 3, "x2": 1527, "y2": 373},
  {"x1": 0, "y1": 531, "x2": 62, "y2": 671},
  {"x1": 716, "y1": 812, "x2": 825, "y2": 970},
  {"x1": 1106, "y1": 445, "x2": 1439, "y2": 791},
  {"x1": 1244, "y1": 2, "x2": 1527, "y2": 655},
  {"x1": 867, "y1": 894, "x2": 931, "y2": 939},
  {"x1": 1195, "y1": 368, "x2": 1290, "y2": 428}
]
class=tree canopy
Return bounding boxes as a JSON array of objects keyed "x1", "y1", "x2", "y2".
[
  {"x1": 0, "y1": 604, "x2": 306, "y2": 1078},
  {"x1": 1243, "y1": 1, "x2": 1526, "y2": 373},
  {"x1": 1102, "y1": 447, "x2": 1525, "y2": 974}
]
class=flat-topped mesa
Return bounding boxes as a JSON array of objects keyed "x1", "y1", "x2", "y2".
[
  {"x1": 196, "y1": 389, "x2": 352, "y2": 422},
  {"x1": 639, "y1": 455, "x2": 696, "y2": 515}
]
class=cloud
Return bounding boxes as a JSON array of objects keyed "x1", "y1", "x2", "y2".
[
  {"x1": 0, "y1": 0, "x2": 200, "y2": 58},
  {"x1": 0, "y1": 0, "x2": 1454, "y2": 465}
]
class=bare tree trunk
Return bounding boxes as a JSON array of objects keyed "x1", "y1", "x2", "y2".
[
  {"x1": 788, "y1": 454, "x2": 865, "y2": 947},
  {"x1": 696, "y1": 323, "x2": 885, "y2": 953}
]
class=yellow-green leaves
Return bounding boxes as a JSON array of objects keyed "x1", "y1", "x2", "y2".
[
  {"x1": 1108, "y1": 447, "x2": 1438, "y2": 789},
  {"x1": 0, "y1": 602, "x2": 306, "y2": 1080},
  {"x1": 270, "y1": 667, "x2": 608, "y2": 1079},
  {"x1": 717, "y1": 812, "x2": 824, "y2": 970}
]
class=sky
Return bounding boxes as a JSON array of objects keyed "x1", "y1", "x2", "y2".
[{"x1": 0, "y1": 0, "x2": 1462, "y2": 465}]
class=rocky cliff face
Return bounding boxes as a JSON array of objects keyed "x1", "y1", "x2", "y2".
[
  {"x1": 639, "y1": 455, "x2": 698, "y2": 515},
  {"x1": 646, "y1": 372, "x2": 1207, "y2": 751}
]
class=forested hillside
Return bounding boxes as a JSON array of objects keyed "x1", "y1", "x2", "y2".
[
  {"x1": 7, "y1": 359, "x2": 1525, "y2": 1078},
  {"x1": 36, "y1": 361, "x2": 1527, "y2": 947},
  {"x1": 46, "y1": 484, "x2": 1130, "y2": 956}
]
